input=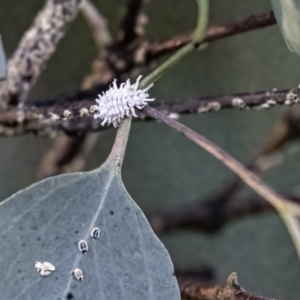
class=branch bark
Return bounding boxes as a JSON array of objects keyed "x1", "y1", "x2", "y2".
[
  {"x1": 179, "y1": 272, "x2": 276, "y2": 300},
  {"x1": 23, "y1": 11, "x2": 276, "y2": 106},
  {"x1": 37, "y1": 0, "x2": 114, "y2": 179},
  {"x1": 146, "y1": 11, "x2": 276, "y2": 63},
  {"x1": 144, "y1": 105, "x2": 297, "y2": 210},
  {"x1": 0, "y1": 87, "x2": 299, "y2": 136},
  {"x1": 149, "y1": 193, "x2": 300, "y2": 234},
  {"x1": 144, "y1": 105, "x2": 300, "y2": 258},
  {"x1": 116, "y1": 0, "x2": 146, "y2": 46},
  {"x1": 0, "y1": 0, "x2": 83, "y2": 107},
  {"x1": 37, "y1": 0, "x2": 148, "y2": 178}
]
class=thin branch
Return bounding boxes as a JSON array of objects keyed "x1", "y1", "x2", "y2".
[
  {"x1": 23, "y1": 11, "x2": 276, "y2": 106},
  {"x1": 149, "y1": 87, "x2": 299, "y2": 116},
  {"x1": 157, "y1": 96, "x2": 300, "y2": 236},
  {"x1": 148, "y1": 195, "x2": 274, "y2": 234},
  {"x1": 111, "y1": 0, "x2": 210, "y2": 172},
  {"x1": 149, "y1": 192, "x2": 300, "y2": 234},
  {"x1": 37, "y1": 0, "x2": 148, "y2": 178},
  {"x1": 144, "y1": 105, "x2": 297, "y2": 210},
  {"x1": 149, "y1": 120, "x2": 300, "y2": 234},
  {"x1": 175, "y1": 267, "x2": 215, "y2": 283},
  {"x1": 36, "y1": 133, "x2": 100, "y2": 178},
  {"x1": 0, "y1": 0, "x2": 83, "y2": 107},
  {"x1": 193, "y1": 0, "x2": 210, "y2": 44},
  {"x1": 116, "y1": 0, "x2": 146, "y2": 46},
  {"x1": 139, "y1": 0, "x2": 209, "y2": 89},
  {"x1": 0, "y1": 10, "x2": 277, "y2": 132},
  {"x1": 37, "y1": 0, "x2": 114, "y2": 179},
  {"x1": 80, "y1": 0, "x2": 112, "y2": 51},
  {"x1": 0, "y1": 86, "x2": 299, "y2": 136},
  {"x1": 179, "y1": 272, "x2": 276, "y2": 300},
  {"x1": 145, "y1": 11, "x2": 276, "y2": 63},
  {"x1": 144, "y1": 105, "x2": 300, "y2": 258},
  {"x1": 0, "y1": 0, "x2": 210, "y2": 137},
  {"x1": 38, "y1": 0, "x2": 148, "y2": 178},
  {"x1": 29, "y1": 80, "x2": 298, "y2": 118}
]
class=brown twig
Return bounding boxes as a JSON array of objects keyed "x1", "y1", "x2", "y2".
[
  {"x1": 175, "y1": 267, "x2": 215, "y2": 283},
  {"x1": 37, "y1": 0, "x2": 114, "y2": 179},
  {"x1": 30, "y1": 83, "x2": 300, "y2": 121},
  {"x1": 146, "y1": 11, "x2": 276, "y2": 63},
  {"x1": 80, "y1": 0, "x2": 112, "y2": 51},
  {"x1": 26, "y1": 11, "x2": 277, "y2": 106},
  {"x1": 149, "y1": 192, "x2": 300, "y2": 234},
  {"x1": 148, "y1": 195, "x2": 273, "y2": 234},
  {"x1": 144, "y1": 105, "x2": 300, "y2": 258},
  {"x1": 0, "y1": 0, "x2": 83, "y2": 107},
  {"x1": 179, "y1": 272, "x2": 276, "y2": 300},
  {"x1": 143, "y1": 105, "x2": 296, "y2": 210},
  {"x1": 0, "y1": 87, "x2": 299, "y2": 136},
  {"x1": 149, "y1": 102, "x2": 300, "y2": 236},
  {"x1": 37, "y1": 0, "x2": 148, "y2": 178},
  {"x1": 116, "y1": 0, "x2": 146, "y2": 46}
]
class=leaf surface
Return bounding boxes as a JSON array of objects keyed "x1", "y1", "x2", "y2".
[
  {"x1": 0, "y1": 159, "x2": 180, "y2": 300},
  {"x1": 271, "y1": 0, "x2": 300, "y2": 56}
]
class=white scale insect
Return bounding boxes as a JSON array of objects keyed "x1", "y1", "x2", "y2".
[
  {"x1": 90, "y1": 75, "x2": 155, "y2": 128},
  {"x1": 78, "y1": 227, "x2": 101, "y2": 254},
  {"x1": 71, "y1": 268, "x2": 84, "y2": 281},
  {"x1": 78, "y1": 240, "x2": 88, "y2": 254},
  {"x1": 91, "y1": 227, "x2": 100, "y2": 240},
  {"x1": 35, "y1": 261, "x2": 55, "y2": 277}
]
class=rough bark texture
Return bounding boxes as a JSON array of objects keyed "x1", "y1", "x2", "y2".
[
  {"x1": 1, "y1": 87, "x2": 299, "y2": 136},
  {"x1": 180, "y1": 273, "x2": 276, "y2": 300},
  {"x1": 0, "y1": 0, "x2": 83, "y2": 107}
]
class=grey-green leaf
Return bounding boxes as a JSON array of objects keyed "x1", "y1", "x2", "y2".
[
  {"x1": 0, "y1": 161, "x2": 180, "y2": 299},
  {"x1": 0, "y1": 35, "x2": 6, "y2": 80},
  {"x1": 271, "y1": 0, "x2": 300, "y2": 56}
]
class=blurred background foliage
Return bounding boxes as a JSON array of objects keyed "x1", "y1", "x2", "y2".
[{"x1": 1, "y1": 0, "x2": 300, "y2": 299}]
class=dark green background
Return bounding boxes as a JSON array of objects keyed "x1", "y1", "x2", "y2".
[{"x1": 1, "y1": 0, "x2": 300, "y2": 299}]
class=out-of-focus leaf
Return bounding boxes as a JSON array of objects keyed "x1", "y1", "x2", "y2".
[
  {"x1": 0, "y1": 156, "x2": 180, "y2": 299},
  {"x1": 0, "y1": 35, "x2": 6, "y2": 80},
  {"x1": 271, "y1": 0, "x2": 300, "y2": 56}
]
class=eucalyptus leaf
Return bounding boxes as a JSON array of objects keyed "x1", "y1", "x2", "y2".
[
  {"x1": 271, "y1": 0, "x2": 300, "y2": 56},
  {"x1": 0, "y1": 120, "x2": 180, "y2": 300},
  {"x1": 0, "y1": 35, "x2": 6, "y2": 80}
]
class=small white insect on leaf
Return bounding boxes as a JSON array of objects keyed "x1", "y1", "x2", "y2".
[
  {"x1": 35, "y1": 261, "x2": 55, "y2": 277},
  {"x1": 42, "y1": 262, "x2": 55, "y2": 271},
  {"x1": 71, "y1": 268, "x2": 84, "y2": 281},
  {"x1": 91, "y1": 227, "x2": 101, "y2": 240},
  {"x1": 40, "y1": 269, "x2": 51, "y2": 276},
  {"x1": 78, "y1": 240, "x2": 88, "y2": 254},
  {"x1": 90, "y1": 75, "x2": 155, "y2": 128},
  {"x1": 35, "y1": 261, "x2": 44, "y2": 273}
]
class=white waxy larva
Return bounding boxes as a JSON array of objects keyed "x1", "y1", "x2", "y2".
[
  {"x1": 40, "y1": 269, "x2": 51, "y2": 276},
  {"x1": 42, "y1": 262, "x2": 55, "y2": 271},
  {"x1": 78, "y1": 240, "x2": 88, "y2": 254},
  {"x1": 35, "y1": 261, "x2": 55, "y2": 277},
  {"x1": 35, "y1": 262, "x2": 44, "y2": 273},
  {"x1": 71, "y1": 268, "x2": 84, "y2": 281},
  {"x1": 90, "y1": 75, "x2": 155, "y2": 128},
  {"x1": 91, "y1": 227, "x2": 101, "y2": 240}
]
